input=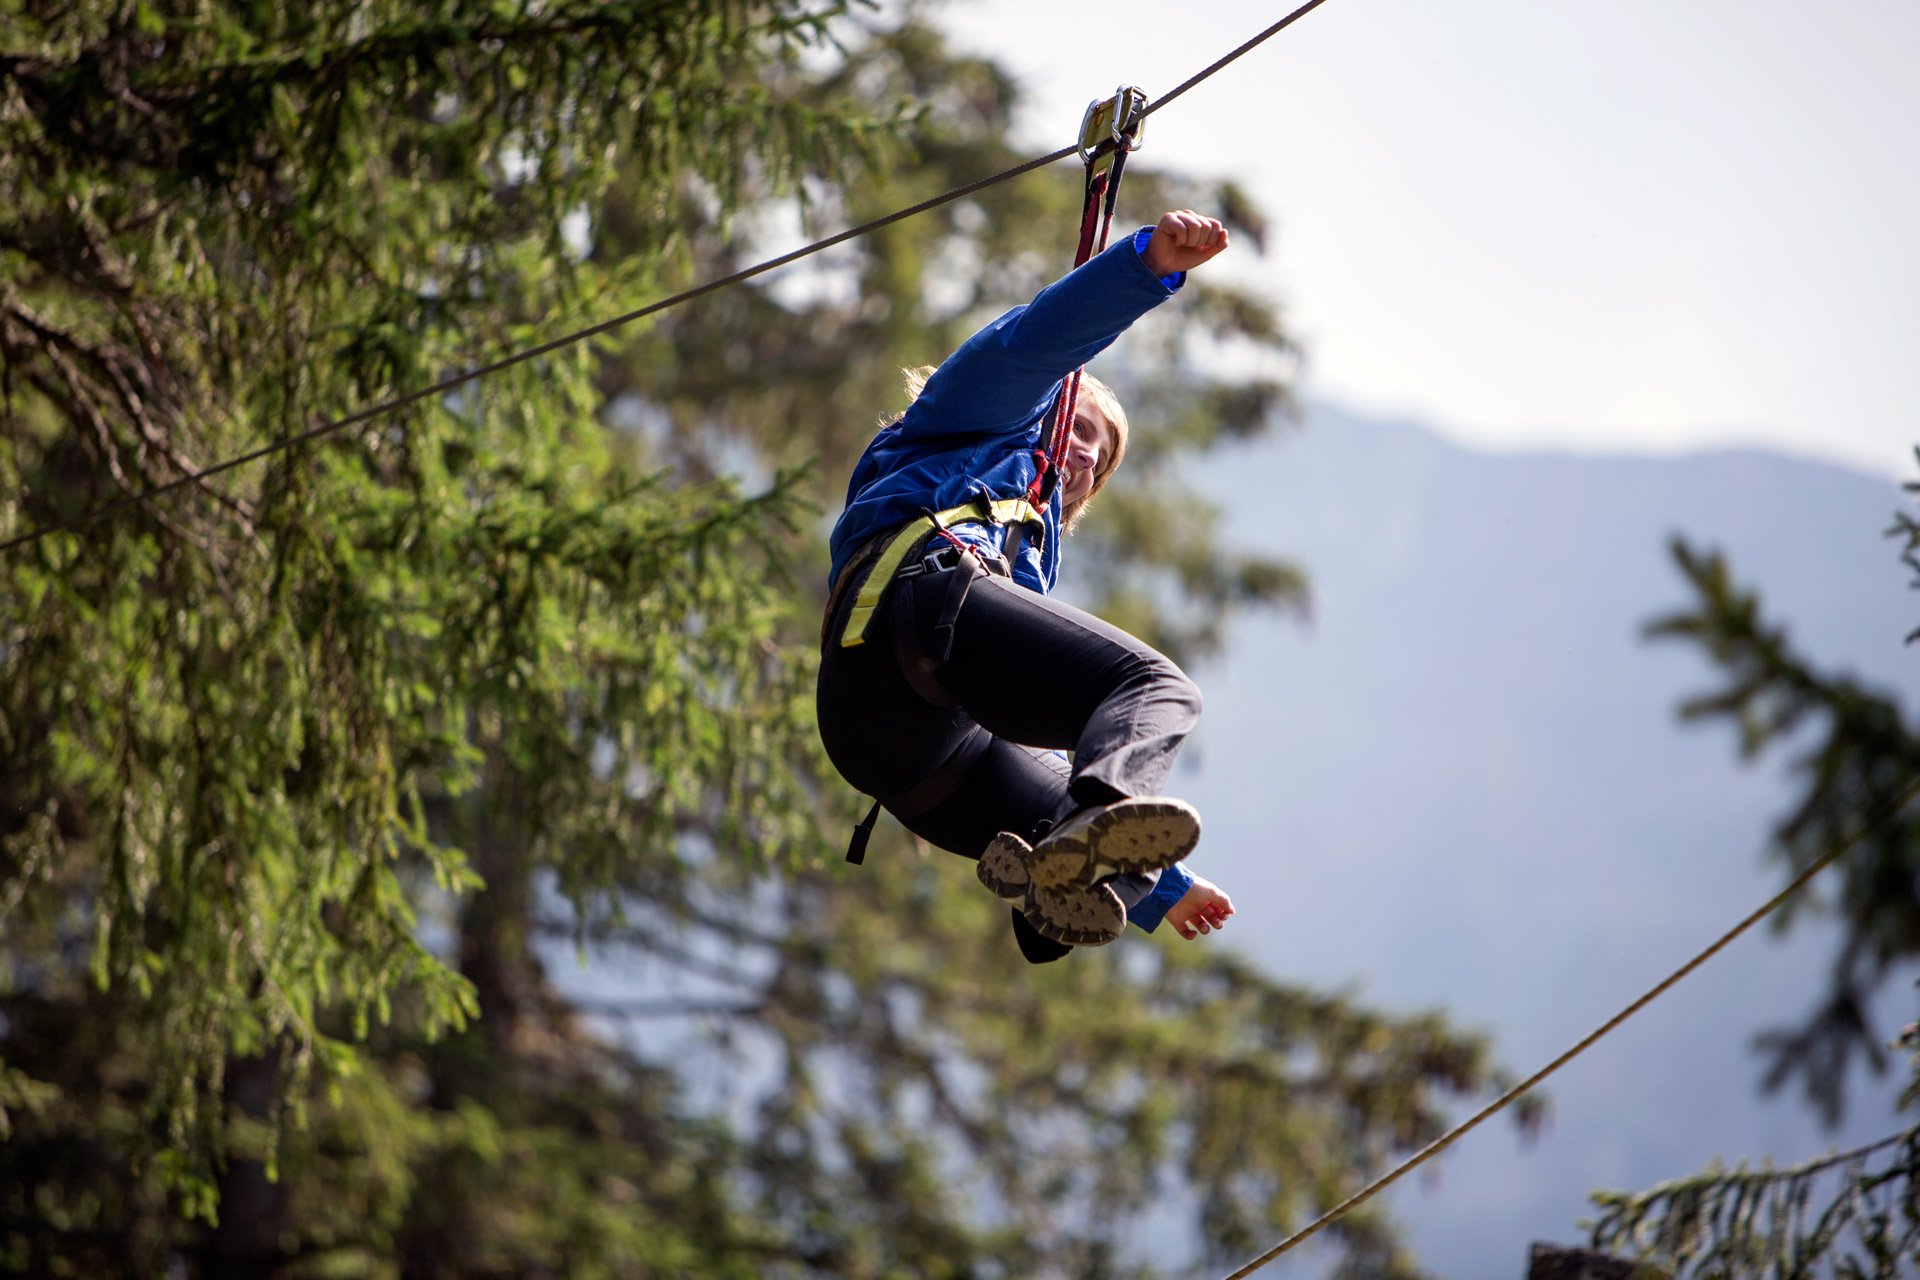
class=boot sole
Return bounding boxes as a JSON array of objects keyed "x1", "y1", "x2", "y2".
[
  {"x1": 1027, "y1": 798, "x2": 1201, "y2": 892},
  {"x1": 1024, "y1": 881, "x2": 1126, "y2": 946},
  {"x1": 976, "y1": 832, "x2": 1033, "y2": 901}
]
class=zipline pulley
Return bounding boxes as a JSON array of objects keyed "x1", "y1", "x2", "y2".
[
  {"x1": 1030, "y1": 85, "x2": 1150, "y2": 508},
  {"x1": 1078, "y1": 84, "x2": 1148, "y2": 165}
]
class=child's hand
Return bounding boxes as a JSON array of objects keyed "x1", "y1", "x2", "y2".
[
  {"x1": 1141, "y1": 210, "x2": 1230, "y2": 277},
  {"x1": 1165, "y1": 874, "x2": 1235, "y2": 940}
]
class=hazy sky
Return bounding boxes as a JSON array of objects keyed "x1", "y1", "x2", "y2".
[{"x1": 937, "y1": 0, "x2": 1920, "y2": 476}]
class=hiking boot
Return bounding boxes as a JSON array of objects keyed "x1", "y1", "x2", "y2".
[
  {"x1": 1009, "y1": 906, "x2": 1074, "y2": 964},
  {"x1": 976, "y1": 831, "x2": 1034, "y2": 902},
  {"x1": 975, "y1": 829, "x2": 1132, "y2": 948},
  {"x1": 1024, "y1": 796, "x2": 1200, "y2": 892},
  {"x1": 1024, "y1": 876, "x2": 1126, "y2": 946}
]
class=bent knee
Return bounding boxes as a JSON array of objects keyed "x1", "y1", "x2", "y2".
[
  {"x1": 1177, "y1": 668, "x2": 1203, "y2": 720},
  {"x1": 1124, "y1": 650, "x2": 1201, "y2": 722},
  {"x1": 1168, "y1": 665, "x2": 1203, "y2": 722}
]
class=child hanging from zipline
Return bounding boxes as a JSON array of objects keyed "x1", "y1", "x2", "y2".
[{"x1": 818, "y1": 208, "x2": 1236, "y2": 964}]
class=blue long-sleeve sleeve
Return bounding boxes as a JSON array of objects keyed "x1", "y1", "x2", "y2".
[
  {"x1": 828, "y1": 229, "x2": 1182, "y2": 594},
  {"x1": 897, "y1": 228, "x2": 1182, "y2": 446},
  {"x1": 1125, "y1": 861, "x2": 1194, "y2": 933}
]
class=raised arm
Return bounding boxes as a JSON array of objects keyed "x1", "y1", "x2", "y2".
[{"x1": 897, "y1": 212, "x2": 1228, "y2": 443}]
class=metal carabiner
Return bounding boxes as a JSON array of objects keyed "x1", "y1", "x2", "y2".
[{"x1": 1077, "y1": 84, "x2": 1149, "y2": 165}]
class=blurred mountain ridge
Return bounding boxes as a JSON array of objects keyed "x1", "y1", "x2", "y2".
[{"x1": 1170, "y1": 400, "x2": 1920, "y2": 1275}]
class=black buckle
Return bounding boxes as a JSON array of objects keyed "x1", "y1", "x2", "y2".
[{"x1": 898, "y1": 542, "x2": 965, "y2": 580}]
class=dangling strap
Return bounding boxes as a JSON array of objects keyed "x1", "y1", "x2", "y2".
[
  {"x1": 846, "y1": 798, "x2": 881, "y2": 865},
  {"x1": 844, "y1": 727, "x2": 993, "y2": 865},
  {"x1": 1028, "y1": 85, "x2": 1148, "y2": 508}
]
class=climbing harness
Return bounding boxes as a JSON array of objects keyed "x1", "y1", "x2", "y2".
[
  {"x1": 1028, "y1": 85, "x2": 1148, "y2": 509},
  {"x1": 826, "y1": 496, "x2": 1045, "y2": 864},
  {"x1": 829, "y1": 497, "x2": 1045, "y2": 650}
]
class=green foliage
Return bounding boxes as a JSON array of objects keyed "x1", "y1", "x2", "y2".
[
  {"x1": 1589, "y1": 1124, "x2": 1920, "y2": 1278},
  {"x1": 1647, "y1": 531, "x2": 1920, "y2": 1125},
  {"x1": 2, "y1": 3, "x2": 1512, "y2": 1276},
  {"x1": 1577, "y1": 460, "x2": 1920, "y2": 1277},
  {"x1": 2, "y1": 0, "x2": 859, "y2": 1217},
  {"x1": 551, "y1": 842, "x2": 1505, "y2": 1280}
]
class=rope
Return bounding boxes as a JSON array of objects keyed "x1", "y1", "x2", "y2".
[
  {"x1": 0, "y1": 148, "x2": 1074, "y2": 556},
  {"x1": 1144, "y1": 0, "x2": 1335, "y2": 119},
  {"x1": 1217, "y1": 779, "x2": 1920, "y2": 1280},
  {"x1": 0, "y1": 0, "x2": 1336, "y2": 558},
  {"x1": 1032, "y1": 112, "x2": 1137, "y2": 507}
]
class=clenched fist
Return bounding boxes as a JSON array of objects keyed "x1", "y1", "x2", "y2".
[{"x1": 1140, "y1": 209, "x2": 1231, "y2": 277}]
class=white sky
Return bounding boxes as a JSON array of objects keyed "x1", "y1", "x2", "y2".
[{"x1": 937, "y1": 0, "x2": 1920, "y2": 476}]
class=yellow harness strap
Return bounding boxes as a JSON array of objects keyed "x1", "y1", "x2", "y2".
[{"x1": 839, "y1": 498, "x2": 1045, "y2": 648}]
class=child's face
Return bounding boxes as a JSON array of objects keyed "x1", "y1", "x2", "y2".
[{"x1": 1061, "y1": 406, "x2": 1117, "y2": 509}]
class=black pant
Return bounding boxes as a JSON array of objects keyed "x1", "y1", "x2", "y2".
[{"x1": 817, "y1": 548, "x2": 1202, "y2": 918}]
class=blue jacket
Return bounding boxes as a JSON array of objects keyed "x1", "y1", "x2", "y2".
[
  {"x1": 827, "y1": 227, "x2": 1195, "y2": 931},
  {"x1": 829, "y1": 228, "x2": 1184, "y2": 595}
]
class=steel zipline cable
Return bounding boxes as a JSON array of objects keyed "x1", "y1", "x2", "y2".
[
  {"x1": 0, "y1": 146, "x2": 1074, "y2": 556},
  {"x1": 1142, "y1": 0, "x2": 1333, "y2": 120},
  {"x1": 1214, "y1": 779, "x2": 1920, "y2": 1280},
  {"x1": 0, "y1": 0, "x2": 1335, "y2": 558}
]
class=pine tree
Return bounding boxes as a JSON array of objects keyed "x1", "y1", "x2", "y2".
[
  {"x1": 1577, "y1": 471, "x2": 1920, "y2": 1276},
  {"x1": 0, "y1": 0, "x2": 869, "y2": 1250}
]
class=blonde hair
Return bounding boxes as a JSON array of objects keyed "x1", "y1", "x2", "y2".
[{"x1": 895, "y1": 365, "x2": 1128, "y2": 530}]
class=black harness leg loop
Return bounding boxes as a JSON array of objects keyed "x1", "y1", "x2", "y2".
[
  {"x1": 929, "y1": 554, "x2": 973, "y2": 664},
  {"x1": 890, "y1": 548, "x2": 979, "y2": 709},
  {"x1": 843, "y1": 727, "x2": 991, "y2": 867},
  {"x1": 847, "y1": 798, "x2": 882, "y2": 865},
  {"x1": 1002, "y1": 519, "x2": 1026, "y2": 571}
]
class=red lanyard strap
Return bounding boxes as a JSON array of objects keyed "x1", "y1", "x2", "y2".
[{"x1": 1029, "y1": 86, "x2": 1148, "y2": 508}]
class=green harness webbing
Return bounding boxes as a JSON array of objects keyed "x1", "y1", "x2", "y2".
[{"x1": 836, "y1": 496, "x2": 1044, "y2": 649}]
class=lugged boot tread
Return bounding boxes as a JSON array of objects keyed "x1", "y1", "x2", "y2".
[
  {"x1": 1024, "y1": 881, "x2": 1126, "y2": 946},
  {"x1": 976, "y1": 832, "x2": 1033, "y2": 901},
  {"x1": 1027, "y1": 798, "x2": 1200, "y2": 891}
]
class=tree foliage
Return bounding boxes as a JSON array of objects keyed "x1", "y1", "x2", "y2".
[
  {"x1": 2, "y1": 0, "x2": 866, "y2": 1237},
  {"x1": 1649, "y1": 516, "x2": 1920, "y2": 1126},
  {"x1": 3, "y1": 3, "x2": 1511, "y2": 1276},
  {"x1": 1577, "y1": 466, "x2": 1920, "y2": 1276},
  {"x1": 1589, "y1": 1124, "x2": 1920, "y2": 1278}
]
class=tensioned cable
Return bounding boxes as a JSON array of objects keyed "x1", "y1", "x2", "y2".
[
  {"x1": 0, "y1": 148, "x2": 1073, "y2": 556},
  {"x1": 1142, "y1": 0, "x2": 1334, "y2": 120},
  {"x1": 1217, "y1": 779, "x2": 1920, "y2": 1280},
  {"x1": 0, "y1": 0, "x2": 1333, "y2": 557}
]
